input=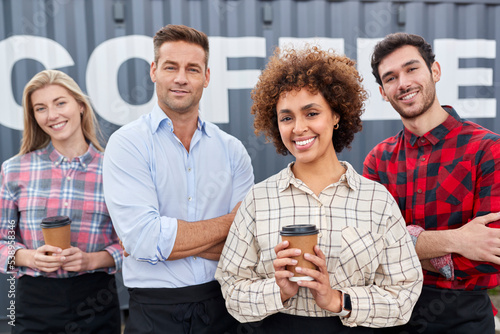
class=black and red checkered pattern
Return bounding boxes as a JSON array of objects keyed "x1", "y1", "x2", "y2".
[{"x1": 363, "y1": 106, "x2": 500, "y2": 290}]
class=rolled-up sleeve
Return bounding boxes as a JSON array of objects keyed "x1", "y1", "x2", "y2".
[
  {"x1": 340, "y1": 202, "x2": 423, "y2": 328},
  {"x1": 216, "y1": 192, "x2": 285, "y2": 323},
  {"x1": 0, "y1": 166, "x2": 25, "y2": 275},
  {"x1": 103, "y1": 128, "x2": 177, "y2": 264}
]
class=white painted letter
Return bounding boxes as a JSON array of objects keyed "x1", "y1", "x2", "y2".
[
  {"x1": 86, "y1": 35, "x2": 155, "y2": 126},
  {"x1": 0, "y1": 35, "x2": 74, "y2": 130},
  {"x1": 356, "y1": 38, "x2": 400, "y2": 120},
  {"x1": 279, "y1": 37, "x2": 345, "y2": 55},
  {"x1": 200, "y1": 37, "x2": 266, "y2": 123},
  {"x1": 434, "y1": 39, "x2": 496, "y2": 118}
]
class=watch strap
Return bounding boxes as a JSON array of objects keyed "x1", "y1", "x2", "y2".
[{"x1": 330, "y1": 291, "x2": 350, "y2": 317}]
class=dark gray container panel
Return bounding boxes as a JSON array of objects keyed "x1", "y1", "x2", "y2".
[
  {"x1": 1, "y1": 0, "x2": 500, "y2": 328},
  {"x1": 1, "y1": 0, "x2": 499, "y2": 180}
]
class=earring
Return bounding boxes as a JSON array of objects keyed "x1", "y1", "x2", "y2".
[{"x1": 334, "y1": 123, "x2": 339, "y2": 130}]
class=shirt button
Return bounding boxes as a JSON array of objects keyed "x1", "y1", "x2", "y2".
[
  {"x1": 420, "y1": 138, "x2": 426, "y2": 143},
  {"x1": 188, "y1": 197, "x2": 192, "y2": 201},
  {"x1": 188, "y1": 168, "x2": 192, "y2": 172},
  {"x1": 64, "y1": 202, "x2": 69, "y2": 206},
  {"x1": 193, "y1": 256, "x2": 197, "y2": 260},
  {"x1": 420, "y1": 157, "x2": 426, "y2": 162},
  {"x1": 417, "y1": 189, "x2": 423, "y2": 194},
  {"x1": 66, "y1": 176, "x2": 72, "y2": 181}
]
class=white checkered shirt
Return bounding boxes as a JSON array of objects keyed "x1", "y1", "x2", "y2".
[{"x1": 216, "y1": 162, "x2": 422, "y2": 328}]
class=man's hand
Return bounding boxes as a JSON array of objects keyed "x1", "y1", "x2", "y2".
[
  {"x1": 416, "y1": 212, "x2": 500, "y2": 262},
  {"x1": 224, "y1": 202, "x2": 241, "y2": 228},
  {"x1": 420, "y1": 259, "x2": 439, "y2": 273},
  {"x1": 198, "y1": 241, "x2": 225, "y2": 261},
  {"x1": 167, "y1": 202, "x2": 244, "y2": 261},
  {"x1": 452, "y1": 212, "x2": 500, "y2": 265},
  {"x1": 119, "y1": 239, "x2": 129, "y2": 257}
]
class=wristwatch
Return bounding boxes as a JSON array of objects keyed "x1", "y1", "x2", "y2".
[{"x1": 332, "y1": 291, "x2": 351, "y2": 317}]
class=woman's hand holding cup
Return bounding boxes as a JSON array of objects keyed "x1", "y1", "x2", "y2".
[{"x1": 273, "y1": 240, "x2": 300, "y2": 303}]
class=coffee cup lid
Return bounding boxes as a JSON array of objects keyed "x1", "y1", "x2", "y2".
[
  {"x1": 40, "y1": 216, "x2": 72, "y2": 229},
  {"x1": 280, "y1": 224, "x2": 319, "y2": 236}
]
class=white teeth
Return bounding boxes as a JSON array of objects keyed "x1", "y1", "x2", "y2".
[
  {"x1": 402, "y1": 92, "x2": 417, "y2": 100},
  {"x1": 296, "y1": 138, "x2": 315, "y2": 146},
  {"x1": 51, "y1": 122, "x2": 65, "y2": 129}
]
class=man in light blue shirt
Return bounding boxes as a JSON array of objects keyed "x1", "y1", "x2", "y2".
[{"x1": 103, "y1": 24, "x2": 254, "y2": 334}]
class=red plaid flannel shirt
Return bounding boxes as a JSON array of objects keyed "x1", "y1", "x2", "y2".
[{"x1": 363, "y1": 106, "x2": 500, "y2": 290}]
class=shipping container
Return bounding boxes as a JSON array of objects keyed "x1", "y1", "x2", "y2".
[{"x1": 1, "y1": 0, "x2": 500, "y2": 330}]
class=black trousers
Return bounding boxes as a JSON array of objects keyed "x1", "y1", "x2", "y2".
[
  {"x1": 13, "y1": 272, "x2": 121, "y2": 334},
  {"x1": 242, "y1": 312, "x2": 375, "y2": 334},
  {"x1": 125, "y1": 280, "x2": 239, "y2": 334},
  {"x1": 377, "y1": 286, "x2": 495, "y2": 334}
]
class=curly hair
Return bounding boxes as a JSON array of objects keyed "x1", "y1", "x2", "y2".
[{"x1": 251, "y1": 46, "x2": 367, "y2": 155}]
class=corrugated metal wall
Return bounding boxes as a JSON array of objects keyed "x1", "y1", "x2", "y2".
[
  {"x1": 1, "y1": 0, "x2": 500, "y2": 327},
  {"x1": 2, "y1": 0, "x2": 499, "y2": 182}
]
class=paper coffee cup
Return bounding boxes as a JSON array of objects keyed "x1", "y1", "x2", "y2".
[
  {"x1": 280, "y1": 224, "x2": 319, "y2": 281},
  {"x1": 41, "y1": 216, "x2": 72, "y2": 255}
]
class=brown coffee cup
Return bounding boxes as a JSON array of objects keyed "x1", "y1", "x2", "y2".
[
  {"x1": 41, "y1": 216, "x2": 72, "y2": 255},
  {"x1": 280, "y1": 224, "x2": 319, "y2": 281}
]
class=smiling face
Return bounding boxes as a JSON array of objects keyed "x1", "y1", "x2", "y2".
[
  {"x1": 150, "y1": 40, "x2": 210, "y2": 118},
  {"x1": 32, "y1": 84, "x2": 86, "y2": 149},
  {"x1": 378, "y1": 45, "x2": 441, "y2": 120},
  {"x1": 277, "y1": 88, "x2": 339, "y2": 168}
]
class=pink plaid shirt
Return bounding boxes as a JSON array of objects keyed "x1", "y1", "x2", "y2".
[{"x1": 0, "y1": 143, "x2": 122, "y2": 278}]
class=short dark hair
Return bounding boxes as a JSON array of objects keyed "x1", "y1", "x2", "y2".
[
  {"x1": 153, "y1": 24, "x2": 209, "y2": 68},
  {"x1": 371, "y1": 32, "x2": 435, "y2": 86},
  {"x1": 251, "y1": 46, "x2": 367, "y2": 155}
]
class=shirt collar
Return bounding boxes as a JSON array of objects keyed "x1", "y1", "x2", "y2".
[
  {"x1": 48, "y1": 141, "x2": 98, "y2": 169},
  {"x1": 150, "y1": 103, "x2": 210, "y2": 137},
  {"x1": 405, "y1": 106, "x2": 461, "y2": 146},
  {"x1": 277, "y1": 161, "x2": 360, "y2": 193}
]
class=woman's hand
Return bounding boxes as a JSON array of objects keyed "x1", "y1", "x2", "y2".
[
  {"x1": 295, "y1": 245, "x2": 342, "y2": 313},
  {"x1": 15, "y1": 245, "x2": 64, "y2": 273},
  {"x1": 61, "y1": 247, "x2": 90, "y2": 272},
  {"x1": 273, "y1": 240, "x2": 300, "y2": 303}
]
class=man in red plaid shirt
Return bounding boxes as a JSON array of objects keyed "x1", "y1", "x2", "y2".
[{"x1": 364, "y1": 32, "x2": 500, "y2": 333}]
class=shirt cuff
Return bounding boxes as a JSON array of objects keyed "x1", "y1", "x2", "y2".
[
  {"x1": 5, "y1": 245, "x2": 26, "y2": 278},
  {"x1": 406, "y1": 224, "x2": 454, "y2": 280},
  {"x1": 337, "y1": 287, "x2": 368, "y2": 327},
  {"x1": 430, "y1": 254, "x2": 454, "y2": 280},
  {"x1": 104, "y1": 244, "x2": 124, "y2": 274},
  {"x1": 406, "y1": 224, "x2": 425, "y2": 246}
]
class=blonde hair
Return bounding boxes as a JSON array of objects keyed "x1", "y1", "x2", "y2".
[{"x1": 19, "y1": 70, "x2": 103, "y2": 155}]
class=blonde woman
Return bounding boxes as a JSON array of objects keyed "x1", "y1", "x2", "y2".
[{"x1": 0, "y1": 70, "x2": 122, "y2": 333}]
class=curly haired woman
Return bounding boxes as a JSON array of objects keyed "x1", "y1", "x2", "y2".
[{"x1": 216, "y1": 46, "x2": 422, "y2": 333}]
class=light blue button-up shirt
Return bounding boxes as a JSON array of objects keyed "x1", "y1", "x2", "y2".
[{"x1": 103, "y1": 104, "x2": 254, "y2": 288}]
